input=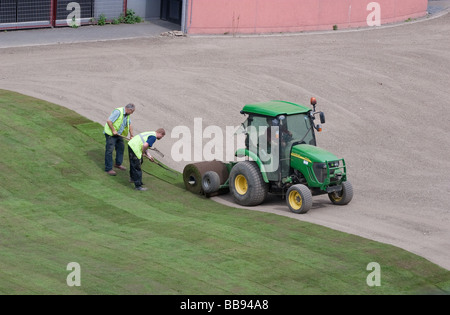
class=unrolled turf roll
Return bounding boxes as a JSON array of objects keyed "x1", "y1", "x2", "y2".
[{"x1": 183, "y1": 160, "x2": 229, "y2": 194}]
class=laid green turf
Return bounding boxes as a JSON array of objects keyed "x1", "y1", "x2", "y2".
[{"x1": 1, "y1": 89, "x2": 449, "y2": 295}]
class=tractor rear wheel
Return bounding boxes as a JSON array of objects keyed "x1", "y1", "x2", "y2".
[
  {"x1": 229, "y1": 161, "x2": 268, "y2": 206},
  {"x1": 328, "y1": 181, "x2": 353, "y2": 205},
  {"x1": 286, "y1": 184, "x2": 313, "y2": 214}
]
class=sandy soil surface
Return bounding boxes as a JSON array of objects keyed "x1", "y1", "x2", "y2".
[{"x1": 1, "y1": 13, "x2": 449, "y2": 270}]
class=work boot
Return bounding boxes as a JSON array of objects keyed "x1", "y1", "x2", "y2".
[
  {"x1": 114, "y1": 164, "x2": 126, "y2": 171},
  {"x1": 106, "y1": 170, "x2": 117, "y2": 176},
  {"x1": 135, "y1": 186, "x2": 148, "y2": 191}
]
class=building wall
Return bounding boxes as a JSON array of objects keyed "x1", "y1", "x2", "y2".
[
  {"x1": 0, "y1": 0, "x2": 53, "y2": 29},
  {"x1": 184, "y1": 0, "x2": 429, "y2": 34},
  {"x1": 0, "y1": 0, "x2": 429, "y2": 32},
  {"x1": 146, "y1": 0, "x2": 161, "y2": 19},
  {"x1": 94, "y1": 0, "x2": 124, "y2": 19},
  {"x1": 0, "y1": 0, "x2": 126, "y2": 29},
  {"x1": 55, "y1": 0, "x2": 94, "y2": 25},
  {"x1": 127, "y1": 0, "x2": 161, "y2": 20},
  {"x1": 52, "y1": 0, "x2": 121, "y2": 26}
]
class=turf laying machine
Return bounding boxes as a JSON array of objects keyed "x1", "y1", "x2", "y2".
[{"x1": 183, "y1": 98, "x2": 353, "y2": 214}]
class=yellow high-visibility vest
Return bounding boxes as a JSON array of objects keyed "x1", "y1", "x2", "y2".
[
  {"x1": 128, "y1": 131, "x2": 156, "y2": 159},
  {"x1": 104, "y1": 107, "x2": 130, "y2": 136}
]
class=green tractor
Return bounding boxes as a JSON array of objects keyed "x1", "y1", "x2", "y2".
[{"x1": 184, "y1": 98, "x2": 353, "y2": 214}]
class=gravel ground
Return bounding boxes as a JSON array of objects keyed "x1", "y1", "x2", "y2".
[{"x1": 1, "y1": 10, "x2": 449, "y2": 270}]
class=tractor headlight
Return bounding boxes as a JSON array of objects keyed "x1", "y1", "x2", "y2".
[{"x1": 328, "y1": 161, "x2": 340, "y2": 168}]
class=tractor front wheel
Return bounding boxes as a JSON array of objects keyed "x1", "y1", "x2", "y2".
[
  {"x1": 229, "y1": 161, "x2": 268, "y2": 206},
  {"x1": 286, "y1": 184, "x2": 313, "y2": 214},
  {"x1": 328, "y1": 181, "x2": 353, "y2": 205}
]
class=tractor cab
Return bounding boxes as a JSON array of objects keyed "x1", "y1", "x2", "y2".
[{"x1": 238, "y1": 99, "x2": 324, "y2": 183}]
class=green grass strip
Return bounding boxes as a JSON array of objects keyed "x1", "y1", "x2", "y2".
[{"x1": 1, "y1": 89, "x2": 449, "y2": 295}]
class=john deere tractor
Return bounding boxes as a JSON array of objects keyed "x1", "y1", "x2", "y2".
[{"x1": 184, "y1": 98, "x2": 353, "y2": 214}]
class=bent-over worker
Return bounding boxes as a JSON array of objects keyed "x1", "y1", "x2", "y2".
[{"x1": 127, "y1": 128, "x2": 166, "y2": 191}]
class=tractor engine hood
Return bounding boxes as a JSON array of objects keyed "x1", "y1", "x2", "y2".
[{"x1": 291, "y1": 144, "x2": 338, "y2": 164}]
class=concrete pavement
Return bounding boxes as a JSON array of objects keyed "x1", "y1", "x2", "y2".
[
  {"x1": 0, "y1": 19, "x2": 179, "y2": 49},
  {"x1": 428, "y1": 0, "x2": 450, "y2": 14}
]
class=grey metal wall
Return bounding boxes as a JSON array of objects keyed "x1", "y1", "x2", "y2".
[
  {"x1": 127, "y1": 0, "x2": 161, "y2": 20},
  {"x1": 146, "y1": 0, "x2": 161, "y2": 19},
  {"x1": 94, "y1": 0, "x2": 124, "y2": 19}
]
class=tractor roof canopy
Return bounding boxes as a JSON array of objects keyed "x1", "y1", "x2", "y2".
[{"x1": 241, "y1": 100, "x2": 311, "y2": 117}]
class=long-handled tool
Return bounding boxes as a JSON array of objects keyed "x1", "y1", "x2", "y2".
[
  {"x1": 143, "y1": 154, "x2": 179, "y2": 176},
  {"x1": 149, "y1": 147, "x2": 164, "y2": 158}
]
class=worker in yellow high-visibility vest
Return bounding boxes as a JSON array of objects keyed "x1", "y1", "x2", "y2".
[
  {"x1": 104, "y1": 103, "x2": 135, "y2": 176},
  {"x1": 128, "y1": 128, "x2": 166, "y2": 191}
]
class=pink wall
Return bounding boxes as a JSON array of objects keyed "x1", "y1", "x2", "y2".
[{"x1": 185, "y1": 0, "x2": 428, "y2": 34}]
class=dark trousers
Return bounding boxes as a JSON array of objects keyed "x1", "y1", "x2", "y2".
[
  {"x1": 105, "y1": 134, "x2": 124, "y2": 171},
  {"x1": 128, "y1": 145, "x2": 144, "y2": 188}
]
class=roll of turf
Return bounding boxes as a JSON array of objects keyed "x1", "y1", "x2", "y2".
[{"x1": 183, "y1": 161, "x2": 229, "y2": 195}]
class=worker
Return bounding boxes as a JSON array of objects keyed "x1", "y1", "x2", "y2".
[
  {"x1": 104, "y1": 103, "x2": 135, "y2": 176},
  {"x1": 128, "y1": 128, "x2": 166, "y2": 191}
]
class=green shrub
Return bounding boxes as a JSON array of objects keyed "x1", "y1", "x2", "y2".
[
  {"x1": 120, "y1": 9, "x2": 142, "y2": 24},
  {"x1": 97, "y1": 14, "x2": 107, "y2": 26}
]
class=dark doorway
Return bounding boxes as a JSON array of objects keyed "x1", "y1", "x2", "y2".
[{"x1": 160, "y1": 0, "x2": 182, "y2": 25}]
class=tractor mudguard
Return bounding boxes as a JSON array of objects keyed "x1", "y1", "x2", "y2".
[{"x1": 234, "y1": 148, "x2": 269, "y2": 183}]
